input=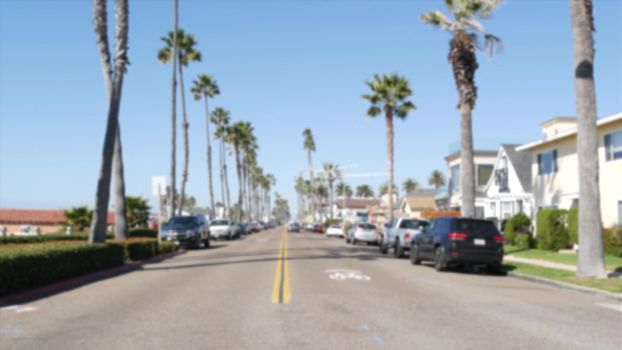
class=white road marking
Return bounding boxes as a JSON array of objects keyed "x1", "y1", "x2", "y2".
[
  {"x1": 326, "y1": 269, "x2": 371, "y2": 281},
  {"x1": 1, "y1": 305, "x2": 38, "y2": 313},
  {"x1": 596, "y1": 303, "x2": 622, "y2": 313}
]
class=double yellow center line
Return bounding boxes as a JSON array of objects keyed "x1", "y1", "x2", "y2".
[{"x1": 272, "y1": 229, "x2": 291, "y2": 304}]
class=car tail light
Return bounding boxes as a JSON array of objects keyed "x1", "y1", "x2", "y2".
[
  {"x1": 451, "y1": 251, "x2": 459, "y2": 257},
  {"x1": 493, "y1": 234, "x2": 504, "y2": 243},
  {"x1": 405, "y1": 232, "x2": 411, "y2": 239},
  {"x1": 448, "y1": 232, "x2": 468, "y2": 241}
]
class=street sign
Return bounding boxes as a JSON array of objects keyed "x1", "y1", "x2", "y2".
[{"x1": 152, "y1": 176, "x2": 166, "y2": 196}]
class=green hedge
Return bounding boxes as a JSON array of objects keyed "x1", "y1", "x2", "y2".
[
  {"x1": 567, "y1": 208, "x2": 578, "y2": 245},
  {"x1": 128, "y1": 229, "x2": 158, "y2": 238},
  {"x1": 504, "y1": 213, "x2": 532, "y2": 244},
  {"x1": 107, "y1": 238, "x2": 160, "y2": 261},
  {"x1": 159, "y1": 241, "x2": 178, "y2": 254},
  {"x1": 603, "y1": 227, "x2": 622, "y2": 257},
  {"x1": 515, "y1": 233, "x2": 536, "y2": 249},
  {"x1": 536, "y1": 208, "x2": 570, "y2": 251},
  {"x1": 1, "y1": 229, "x2": 155, "y2": 245},
  {"x1": 0, "y1": 242, "x2": 125, "y2": 296}
]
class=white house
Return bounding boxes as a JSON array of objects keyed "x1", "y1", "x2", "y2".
[
  {"x1": 439, "y1": 150, "x2": 497, "y2": 218},
  {"x1": 333, "y1": 198, "x2": 381, "y2": 223},
  {"x1": 483, "y1": 144, "x2": 534, "y2": 225},
  {"x1": 516, "y1": 113, "x2": 622, "y2": 228}
]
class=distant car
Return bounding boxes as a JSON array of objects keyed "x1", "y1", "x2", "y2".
[
  {"x1": 410, "y1": 217, "x2": 504, "y2": 273},
  {"x1": 287, "y1": 222, "x2": 301, "y2": 232},
  {"x1": 304, "y1": 223, "x2": 314, "y2": 232},
  {"x1": 231, "y1": 221, "x2": 244, "y2": 239},
  {"x1": 312, "y1": 224, "x2": 324, "y2": 233},
  {"x1": 325, "y1": 225, "x2": 344, "y2": 238},
  {"x1": 346, "y1": 222, "x2": 377, "y2": 245},
  {"x1": 266, "y1": 220, "x2": 277, "y2": 229},
  {"x1": 209, "y1": 219, "x2": 235, "y2": 240},
  {"x1": 250, "y1": 222, "x2": 261, "y2": 233},
  {"x1": 161, "y1": 215, "x2": 210, "y2": 248},
  {"x1": 258, "y1": 221, "x2": 267, "y2": 231}
]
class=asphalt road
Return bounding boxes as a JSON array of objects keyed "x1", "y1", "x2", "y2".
[{"x1": 1, "y1": 228, "x2": 621, "y2": 350}]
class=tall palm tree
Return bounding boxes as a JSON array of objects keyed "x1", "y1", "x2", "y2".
[
  {"x1": 571, "y1": 0, "x2": 606, "y2": 278},
  {"x1": 303, "y1": 128, "x2": 317, "y2": 221},
  {"x1": 356, "y1": 185, "x2": 374, "y2": 198},
  {"x1": 191, "y1": 74, "x2": 220, "y2": 219},
  {"x1": 336, "y1": 182, "x2": 352, "y2": 218},
  {"x1": 428, "y1": 169, "x2": 446, "y2": 191},
  {"x1": 322, "y1": 163, "x2": 341, "y2": 219},
  {"x1": 422, "y1": 0, "x2": 502, "y2": 217},
  {"x1": 89, "y1": 0, "x2": 130, "y2": 243},
  {"x1": 159, "y1": 29, "x2": 202, "y2": 215},
  {"x1": 295, "y1": 175, "x2": 306, "y2": 220},
  {"x1": 379, "y1": 182, "x2": 389, "y2": 196},
  {"x1": 362, "y1": 74, "x2": 415, "y2": 222},
  {"x1": 228, "y1": 122, "x2": 246, "y2": 221},
  {"x1": 212, "y1": 107, "x2": 231, "y2": 217},
  {"x1": 402, "y1": 178, "x2": 420, "y2": 194}
]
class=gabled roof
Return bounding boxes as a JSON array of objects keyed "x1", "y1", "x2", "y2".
[
  {"x1": 0, "y1": 209, "x2": 114, "y2": 225},
  {"x1": 501, "y1": 144, "x2": 532, "y2": 192},
  {"x1": 445, "y1": 150, "x2": 497, "y2": 163},
  {"x1": 404, "y1": 188, "x2": 437, "y2": 197},
  {"x1": 335, "y1": 198, "x2": 381, "y2": 209},
  {"x1": 401, "y1": 196, "x2": 436, "y2": 211}
]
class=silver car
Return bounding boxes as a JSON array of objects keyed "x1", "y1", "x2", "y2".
[
  {"x1": 209, "y1": 219, "x2": 235, "y2": 240},
  {"x1": 346, "y1": 222, "x2": 378, "y2": 245}
]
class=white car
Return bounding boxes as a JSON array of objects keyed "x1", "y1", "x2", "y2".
[
  {"x1": 346, "y1": 222, "x2": 378, "y2": 245},
  {"x1": 209, "y1": 219, "x2": 235, "y2": 240},
  {"x1": 325, "y1": 225, "x2": 344, "y2": 238}
]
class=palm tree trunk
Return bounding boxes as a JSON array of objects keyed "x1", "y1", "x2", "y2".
[
  {"x1": 385, "y1": 111, "x2": 395, "y2": 223},
  {"x1": 219, "y1": 138, "x2": 225, "y2": 217},
  {"x1": 307, "y1": 151, "x2": 315, "y2": 221},
  {"x1": 204, "y1": 96, "x2": 216, "y2": 219},
  {"x1": 235, "y1": 146, "x2": 243, "y2": 221},
  {"x1": 460, "y1": 103, "x2": 476, "y2": 218},
  {"x1": 113, "y1": 124, "x2": 128, "y2": 239},
  {"x1": 329, "y1": 181, "x2": 334, "y2": 219},
  {"x1": 177, "y1": 62, "x2": 189, "y2": 216},
  {"x1": 571, "y1": 0, "x2": 606, "y2": 278},
  {"x1": 168, "y1": 0, "x2": 179, "y2": 219},
  {"x1": 89, "y1": 0, "x2": 129, "y2": 243},
  {"x1": 224, "y1": 142, "x2": 232, "y2": 217}
]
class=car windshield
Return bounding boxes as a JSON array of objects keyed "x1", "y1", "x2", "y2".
[
  {"x1": 357, "y1": 223, "x2": 376, "y2": 230},
  {"x1": 400, "y1": 220, "x2": 428, "y2": 229},
  {"x1": 168, "y1": 217, "x2": 197, "y2": 227},
  {"x1": 455, "y1": 219, "x2": 499, "y2": 237},
  {"x1": 211, "y1": 220, "x2": 229, "y2": 226}
]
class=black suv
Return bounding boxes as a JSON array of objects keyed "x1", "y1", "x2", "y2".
[
  {"x1": 162, "y1": 215, "x2": 210, "y2": 249},
  {"x1": 410, "y1": 217, "x2": 504, "y2": 273}
]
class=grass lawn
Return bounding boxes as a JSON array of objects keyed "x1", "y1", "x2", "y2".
[
  {"x1": 504, "y1": 245, "x2": 622, "y2": 272},
  {"x1": 504, "y1": 262, "x2": 622, "y2": 294}
]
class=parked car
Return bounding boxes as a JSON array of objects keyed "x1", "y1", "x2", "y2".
[
  {"x1": 312, "y1": 224, "x2": 324, "y2": 233},
  {"x1": 231, "y1": 221, "x2": 244, "y2": 239},
  {"x1": 346, "y1": 222, "x2": 378, "y2": 245},
  {"x1": 266, "y1": 220, "x2": 277, "y2": 229},
  {"x1": 209, "y1": 219, "x2": 235, "y2": 240},
  {"x1": 304, "y1": 223, "x2": 314, "y2": 232},
  {"x1": 287, "y1": 222, "x2": 301, "y2": 232},
  {"x1": 410, "y1": 217, "x2": 504, "y2": 273},
  {"x1": 161, "y1": 215, "x2": 210, "y2": 248},
  {"x1": 380, "y1": 217, "x2": 429, "y2": 258},
  {"x1": 250, "y1": 222, "x2": 262, "y2": 233},
  {"x1": 325, "y1": 225, "x2": 344, "y2": 238},
  {"x1": 258, "y1": 221, "x2": 267, "y2": 231}
]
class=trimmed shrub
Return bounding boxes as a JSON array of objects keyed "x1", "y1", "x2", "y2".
[
  {"x1": 603, "y1": 227, "x2": 622, "y2": 257},
  {"x1": 159, "y1": 241, "x2": 178, "y2": 254},
  {"x1": 107, "y1": 238, "x2": 159, "y2": 261},
  {"x1": 515, "y1": 233, "x2": 535, "y2": 249},
  {"x1": 128, "y1": 229, "x2": 158, "y2": 238},
  {"x1": 567, "y1": 208, "x2": 578, "y2": 245},
  {"x1": 0, "y1": 233, "x2": 114, "y2": 245},
  {"x1": 536, "y1": 208, "x2": 570, "y2": 251},
  {"x1": 0, "y1": 242, "x2": 124, "y2": 296},
  {"x1": 504, "y1": 213, "x2": 532, "y2": 245}
]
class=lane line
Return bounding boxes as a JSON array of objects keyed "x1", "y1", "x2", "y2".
[{"x1": 272, "y1": 229, "x2": 291, "y2": 304}]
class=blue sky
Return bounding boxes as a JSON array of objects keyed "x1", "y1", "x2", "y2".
[{"x1": 1, "y1": 0, "x2": 621, "y2": 213}]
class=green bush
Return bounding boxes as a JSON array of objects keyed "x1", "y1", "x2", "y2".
[
  {"x1": 504, "y1": 213, "x2": 531, "y2": 245},
  {"x1": 536, "y1": 208, "x2": 570, "y2": 251},
  {"x1": 567, "y1": 208, "x2": 578, "y2": 245},
  {"x1": 159, "y1": 241, "x2": 178, "y2": 254},
  {"x1": 128, "y1": 229, "x2": 158, "y2": 238},
  {"x1": 0, "y1": 233, "x2": 115, "y2": 245},
  {"x1": 0, "y1": 242, "x2": 124, "y2": 296},
  {"x1": 603, "y1": 227, "x2": 622, "y2": 257},
  {"x1": 107, "y1": 238, "x2": 159, "y2": 261},
  {"x1": 515, "y1": 233, "x2": 535, "y2": 249}
]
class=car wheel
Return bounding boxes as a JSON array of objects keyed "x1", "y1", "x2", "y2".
[
  {"x1": 394, "y1": 239, "x2": 405, "y2": 258},
  {"x1": 410, "y1": 244, "x2": 422, "y2": 265},
  {"x1": 379, "y1": 241, "x2": 389, "y2": 255},
  {"x1": 194, "y1": 236, "x2": 202, "y2": 249},
  {"x1": 434, "y1": 246, "x2": 447, "y2": 272},
  {"x1": 345, "y1": 236, "x2": 351, "y2": 244},
  {"x1": 351, "y1": 238, "x2": 357, "y2": 245},
  {"x1": 204, "y1": 238, "x2": 211, "y2": 248}
]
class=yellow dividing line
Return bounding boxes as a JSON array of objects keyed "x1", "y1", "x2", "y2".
[{"x1": 272, "y1": 229, "x2": 291, "y2": 304}]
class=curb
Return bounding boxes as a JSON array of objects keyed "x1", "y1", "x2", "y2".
[
  {"x1": 508, "y1": 271, "x2": 622, "y2": 301},
  {"x1": 0, "y1": 249, "x2": 186, "y2": 306}
]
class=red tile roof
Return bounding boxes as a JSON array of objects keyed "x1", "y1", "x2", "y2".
[{"x1": 0, "y1": 209, "x2": 114, "y2": 225}]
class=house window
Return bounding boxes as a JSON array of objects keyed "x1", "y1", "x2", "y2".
[
  {"x1": 490, "y1": 202, "x2": 496, "y2": 214},
  {"x1": 477, "y1": 165, "x2": 494, "y2": 186},
  {"x1": 516, "y1": 200, "x2": 523, "y2": 214},
  {"x1": 618, "y1": 201, "x2": 622, "y2": 226},
  {"x1": 449, "y1": 165, "x2": 460, "y2": 194},
  {"x1": 537, "y1": 149, "x2": 558, "y2": 175},
  {"x1": 604, "y1": 130, "x2": 622, "y2": 161},
  {"x1": 475, "y1": 206, "x2": 485, "y2": 219}
]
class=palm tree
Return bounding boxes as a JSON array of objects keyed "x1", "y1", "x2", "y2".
[
  {"x1": 295, "y1": 175, "x2": 306, "y2": 220},
  {"x1": 303, "y1": 128, "x2": 317, "y2": 221},
  {"x1": 402, "y1": 178, "x2": 420, "y2": 194},
  {"x1": 336, "y1": 182, "x2": 352, "y2": 219},
  {"x1": 89, "y1": 0, "x2": 129, "y2": 243},
  {"x1": 362, "y1": 74, "x2": 415, "y2": 222},
  {"x1": 191, "y1": 74, "x2": 220, "y2": 219},
  {"x1": 356, "y1": 185, "x2": 374, "y2": 198},
  {"x1": 571, "y1": 0, "x2": 606, "y2": 278},
  {"x1": 421, "y1": 0, "x2": 502, "y2": 217},
  {"x1": 228, "y1": 122, "x2": 245, "y2": 221},
  {"x1": 379, "y1": 182, "x2": 389, "y2": 196},
  {"x1": 159, "y1": 29, "x2": 202, "y2": 215},
  {"x1": 212, "y1": 107, "x2": 231, "y2": 217},
  {"x1": 323, "y1": 163, "x2": 341, "y2": 219},
  {"x1": 428, "y1": 170, "x2": 446, "y2": 191}
]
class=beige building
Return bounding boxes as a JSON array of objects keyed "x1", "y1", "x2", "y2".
[
  {"x1": 399, "y1": 189, "x2": 436, "y2": 219},
  {"x1": 516, "y1": 113, "x2": 622, "y2": 228}
]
